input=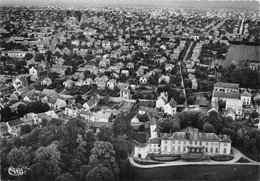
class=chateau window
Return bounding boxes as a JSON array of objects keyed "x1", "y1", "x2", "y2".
[
  {"x1": 178, "y1": 146, "x2": 180, "y2": 152},
  {"x1": 205, "y1": 148, "x2": 208, "y2": 152},
  {"x1": 223, "y1": 148, "x2": 227, "y2": 154},
  {"x1": 164, "y1": 146, "x2": 167, "y2": 151},
  {"x1": 183, "y1": 146, "x2": 186, "y2": 152},
  {"x1": 178, "y1": 140, "x2": 181, "y2": 144},
  {"x1": 172, "y1": 140, "x2": 175, "y2": 144},
  {"x1": 206, "y1": 142, "x2": 208, "y2": 146},
  {"x1": 215, "y1": 147, "x2": 218, "y2": 153},
  {"x1": 224, "y1": 143, "x2": 227, "y2": 146},
  {"x1": 210, "y1": 147, "x2": 213, "y2": 153},
  {"x1": 195, "y1": 141, "x2": 197, "y2": 145},
  {"x1": 183, "y1": 141, "x2": 186, "y2": 145},
  {"x1": 172, "y1": 146, "x2": 175, "y2": 151},
  {"x1": 199, "y1": 141, "x2": 202, "y2": 145}
]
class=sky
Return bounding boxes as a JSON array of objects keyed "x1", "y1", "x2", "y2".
[{"x1": 1, "y1": 0, "x2": 259, "y2": 10}]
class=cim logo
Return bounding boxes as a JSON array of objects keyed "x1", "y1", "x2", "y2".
[{"x1": 8, "y1": 166, "x2": 29, "y2": 176}]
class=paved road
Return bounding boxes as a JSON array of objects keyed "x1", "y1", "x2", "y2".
[
  {"x1": 179, "y1": 41, "x2": 194, "y2": 110},
  {"x1": 129, "y1": 147, "x2": 259, "y2": 169}
]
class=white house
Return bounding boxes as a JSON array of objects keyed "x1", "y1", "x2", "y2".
[
  {"x1": 107, "y1": 79, "x2": 117, "y2": 90},
  {"x1": 64, "y1": 105, "x2": 83, "y2": 118},
  {"x1": 240, "y1": 91, "x2": 251, "y2": 106},
  {"x1": 63, "y1": 79, "x2": 74, "y2": 88},
  {"x1": 156, "y1": 92, "x2": 168, "y2": 109},
  {"x1": 54, "y1": 99, "x2": 67, "y2": 110},
  {"x1": 120, "y1": 88, "x2": 130, "y2": 99},
  {"x1": 29, "y1": 66, "x2": 38, "y2": 77},
  {"x1": 41, "y1": 77, "x2": 52, "y2": 86},
  {"x1": 164, "y1": 99, "x2": 177, "y2": 116},
  {"x1": 225, "y1": 99, "x2": 243, "y2": 117}
]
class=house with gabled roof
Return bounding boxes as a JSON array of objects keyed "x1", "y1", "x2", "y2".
[
  {"x1": 156, "y1": 92, "x2": 168, "y2": 109},
  {"x1": 6, "y1": 118, "x2": 26, "y2": 136},
  {"x1": 64, "y1": 104, "x2": 83, "y2": 118},
  {"x1": 164, "y1": 99, "x2": 177, "y2": 115},
  {"x1": 83, "y1": 94, "x2": 100, "y2": 110}
]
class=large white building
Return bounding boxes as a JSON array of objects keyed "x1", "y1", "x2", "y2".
[{"x1": 134, "y1": 127, "x2": 232, "y2": 159}]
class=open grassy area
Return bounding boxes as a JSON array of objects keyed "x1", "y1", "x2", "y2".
[
  {"x1": 223, "y1": 44, "x2": 259, "y2": 68},
  {"x1": 131, "y1": 164, "x2": 260, "y2": 180}
]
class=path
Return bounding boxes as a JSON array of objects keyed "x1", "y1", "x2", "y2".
[
  {"x1": 239, "y1": 17, "x2": 245, "y2": 35},
  {"x1": 179, "y1": 41, "x2": 194, "y2": 110},
  {"x1": 129, "y1": 147, "x2": 259, "y2": 169}
]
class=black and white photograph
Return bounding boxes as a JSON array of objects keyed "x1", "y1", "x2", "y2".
[{"x1": 0, "y1": 0, "x2": 259, "y2": 180}]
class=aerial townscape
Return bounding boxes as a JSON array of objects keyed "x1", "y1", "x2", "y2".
[{"x1": 0, "y1": 0, "x2": 260, "y2": 180}]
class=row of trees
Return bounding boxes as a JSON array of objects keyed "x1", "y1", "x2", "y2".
[{"x1": 1, "y1": 102, "x2": 50, "y2": 122}]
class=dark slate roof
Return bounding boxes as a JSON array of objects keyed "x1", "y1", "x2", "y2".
[
  {"x1": 214, "y1": 82, "x2": 239, "y2": 89},
  {"x1": 8, "y1": 119, "x2": 24, "y2": 127},
  {"x1": 86, "y1": 95, "x2": 100, "y2": 107},
  {"x1": 149, "y1": 137, "x2": 160, "y2": 144},
  {"x1": 213, "y1": 91, "x2": 240, "y2": 99}
]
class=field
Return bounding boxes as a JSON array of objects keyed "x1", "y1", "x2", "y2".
[
  {"x1": 131, "y1": 163, "x2": 260, "y2": 180},
  {"x1": 222, "y1": 44, "x2": 260, "y2": 68}
]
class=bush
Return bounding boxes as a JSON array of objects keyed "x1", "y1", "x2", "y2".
[
  {"x1": 210, "y1": 155, "x2": 234, "y2": 161},
  {"x1": 151, "y1": 155, "x2": 181, "y2": 162}
]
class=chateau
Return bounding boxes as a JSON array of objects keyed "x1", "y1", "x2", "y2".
[{"x1": 134, "y1": 125, "x2": 232, "y2": 159}]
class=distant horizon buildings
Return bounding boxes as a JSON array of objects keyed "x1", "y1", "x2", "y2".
[{"x1": 1, "y1": 0, "x2": 259, "y2": 10}]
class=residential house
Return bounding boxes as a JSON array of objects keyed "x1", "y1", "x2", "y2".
[
  {"x1": 12, "y1": 76, "x2": 28, "y2": 90},
  {"x1": 63, "y1": 79, "x2": 74, "y2": 88},
  {"x1": 240, "y1": 91, "x2": 251, "y2": 106},
  {"x1": 225, "y1": 108, "x2": 236, "y2": 120},
  {"x1": 164, "y1": 99, "x2": 177, "y2": 116},
  {"x1": 121, "y1": 70, "x2": 130, "y2": 77},
  {"x1": 41, "y1": 77, "x2": 52, "y2": 86},
  {"x1": 158, "y1": 75, "x2": 170, "y2": 84},
  {"x1": 83, "y1": 94, "x2": 100, "y2": 110},
  {"x1": 126, "y1": 62, "x2": 134, "y2": 69},
  {"x1": 54, "y1": 99, "x2": 67, "y2": 110},
  {"x1": 64, "y1": 104, "x2": 83, "y2": 117},
  {"x1": 225, "y1": 99, "x2": 243, "y2": 117},
  {"x1": 107, "y1": 79, "x2": 117, "y2": 90},
  {"x1": 138, "y1": 106, "x2": 158, "y2": 116},
  {"x1": 0, "y1": 122, "x2": 11, "y2": 137},
  {"x1": 120, "y1": 88, "x2": 131, "y2": 99},
  {"x1": 156, "y1": 92, "x2": 168, "y2": 109},
  {"x1": 165, "y1": 64, "x2": 175, "y2": 72},
  {"x1": 6, "y1": 119, "x2": 25, "y2": 136},
  {"x1": 95, "y1": 76, "x2": 109, "y2": 90}
]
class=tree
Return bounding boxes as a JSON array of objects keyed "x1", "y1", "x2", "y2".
[
  {"x1": 1, "y1": 106, "x2": 12, "y2": 122},
  {"x1": 87, "y1": 141, "x2": 119, "y2": 181},
  {"x1": 187, "y1": 96, "x2": 195, "y2": 105},
  {"x1": 113, "y1": 114, "x2": 131, "y2": 136},
  {"x1": 17, "y1": 104, "x2": 27, "y2": 116},
  {"x1": 30, "y1": 144, "x2": 61, "y2": 181},
  {"x1": 203, "y1": 123, "x2": 215, "y2": 133},
  {"x1": 55, "y1": 172, "x2": 75, "y2": 181},
  {"x1": 24, "y1": 53, "x2": 34, "y2": 60},
  {"x1": 97, "y1": 126, "x2": 114, "y2": 142},
  {"x1": 137, "y1": 114, "x2": 149, "y2": 122},
  {"x1": 65, "y1": 67, "x2": 72, "y2": 75},
  {"x1": 20, "y1": 124, "x2": 32, "y2": 135},
  {"x1": 160, "y1": 119, "x2": 173, "y2": 133},
  {"x1": 7, "y1": 146, "x2": 31, "y2": 167},
  {"x1": 34, "y1": 53, "x2": 45, "y2": 62},
  {"x1": 251, "y1": 112, "x2": 259, "y2": 119}
]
